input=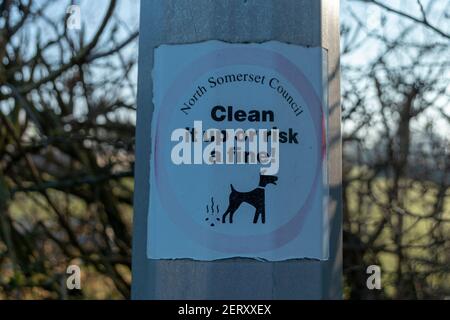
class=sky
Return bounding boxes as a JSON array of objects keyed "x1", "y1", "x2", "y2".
[
  {"x1": 2, "y1": 0, "x2": 449, "y2": 139},
  {"x1": 340, "y1": 0, "x2": 450, "y2": 141}
]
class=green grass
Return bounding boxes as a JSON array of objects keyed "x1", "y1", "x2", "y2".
[
  {"x1": 3, "y1": 171, "x2": 449, "y2": 299},
  {"x1": 345, "y1": 167, "x2": 450, "y2": 298}
]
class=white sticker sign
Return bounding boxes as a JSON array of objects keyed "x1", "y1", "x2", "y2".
[{"x1": 148, "y1": 41, "x2": 329, "y2": 261}]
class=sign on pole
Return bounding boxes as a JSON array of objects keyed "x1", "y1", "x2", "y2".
[{"x1": 132, "y1": 0, "x2": 341, "y2": 299}]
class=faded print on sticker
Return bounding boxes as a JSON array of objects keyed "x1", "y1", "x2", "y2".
[{"x1": 147, "y1": 40, "x2": 329, "y2": 261}]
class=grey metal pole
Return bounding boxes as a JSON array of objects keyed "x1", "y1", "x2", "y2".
[{"x1": 132, "y1": 0, "x2": 342, "y2": 299}]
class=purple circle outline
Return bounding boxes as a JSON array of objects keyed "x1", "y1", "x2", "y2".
[{"x1": 154, "y1": 46, "x2": 324, "y2": 253}]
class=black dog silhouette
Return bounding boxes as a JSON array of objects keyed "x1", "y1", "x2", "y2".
[{"x1": 222, "y1": 175, "x2": 278, "y2": 224}]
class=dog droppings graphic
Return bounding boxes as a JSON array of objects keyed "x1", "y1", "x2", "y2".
[{"x1": 205, "y1": 197, "x2": 220, "y2": 227}]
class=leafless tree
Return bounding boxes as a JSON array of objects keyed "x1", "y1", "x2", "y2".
[
  {"x1": 0, "y1": 0, "x2": 138, "y2": 298},
  {"x1": 342, "y1": 0, "x2": 450, "y2": 299}
]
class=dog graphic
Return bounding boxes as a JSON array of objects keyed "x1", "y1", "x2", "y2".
[{"x1": 222, "y1": 174, "x2": 278, "y2": 224}]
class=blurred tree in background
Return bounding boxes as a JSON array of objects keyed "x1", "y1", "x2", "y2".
[
  {"x1": 0, "y1": 0, "x2": 449, "y2": 299},
  {"x1": 342, "y1": 0, "x2": 450, "y2": 299},
  {"x1": 0, "y1": 0, "x2": 138, "y2": 298}
]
